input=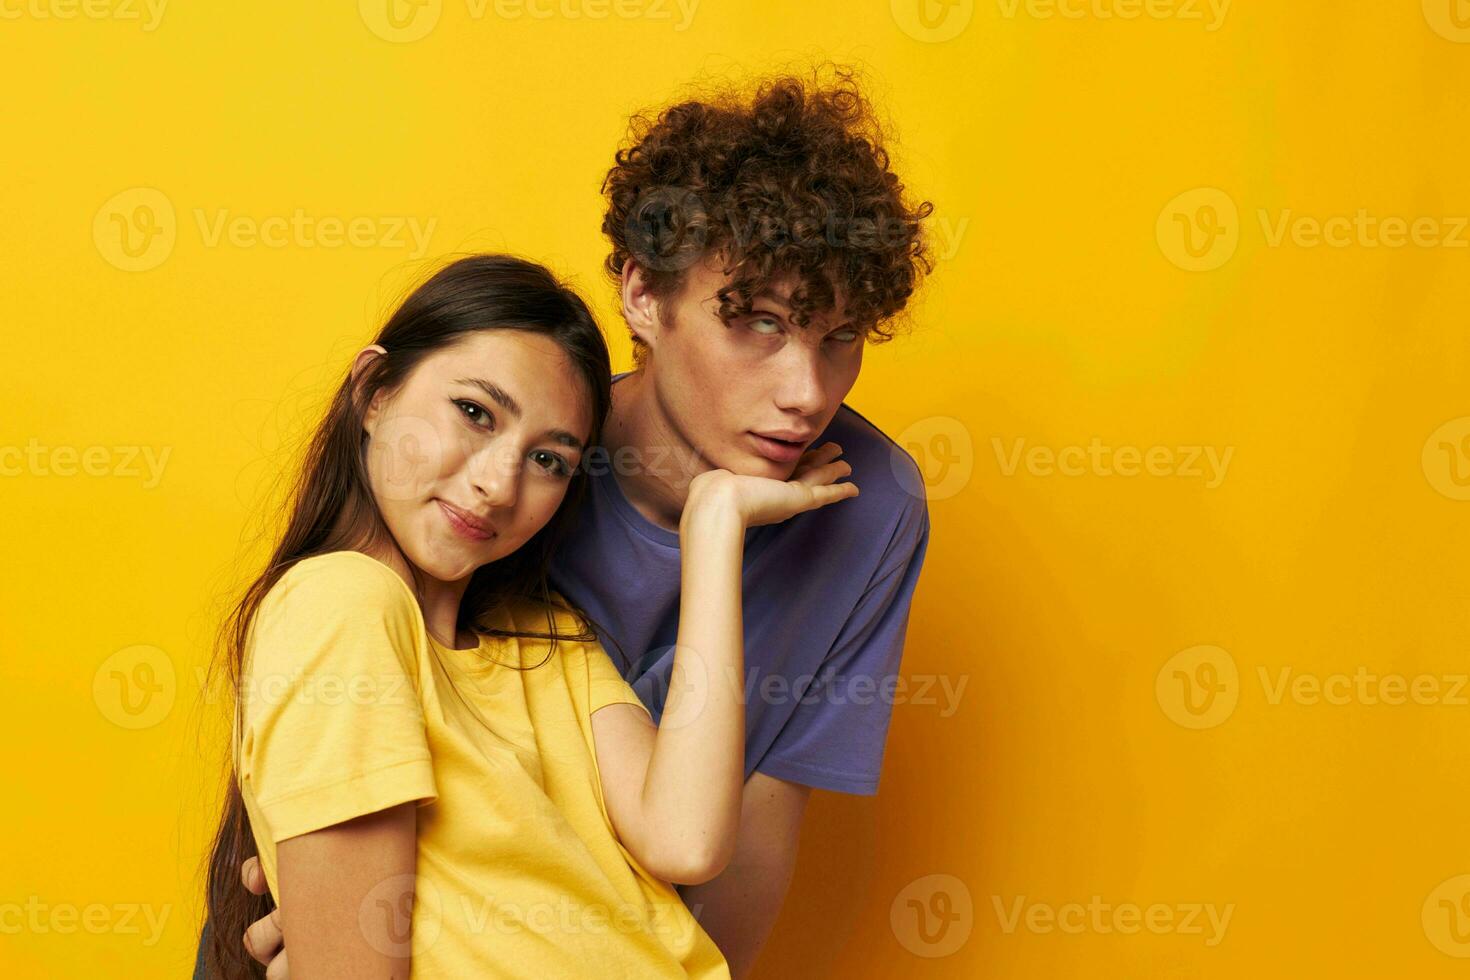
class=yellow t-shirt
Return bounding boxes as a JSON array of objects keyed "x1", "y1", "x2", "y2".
[{"x1": 238, "y1": 550, "x2": 729, "y2": 979}]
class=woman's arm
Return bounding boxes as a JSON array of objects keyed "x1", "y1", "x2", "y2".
[
  {"x1": 274, "y1": 802, "x2": 418, "y2": 979},
  {"x1": 675, "y1": 771, "x2": 812, "y2": 979},
  {"x1": 593, "y1": 443, "x2": 857, "y2": 885}
]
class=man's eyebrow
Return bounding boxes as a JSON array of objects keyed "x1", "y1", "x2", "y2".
[
  {"x1": 747, "y1": 298, "x2": 856, "y2": 333},
  {"x1": 455, "y1": 376, "x2": 585, "y2": 452}
]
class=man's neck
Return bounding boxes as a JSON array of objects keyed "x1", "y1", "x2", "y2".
[{"x1": 603, "y1": 369, "x2": 707, "y2": 532}]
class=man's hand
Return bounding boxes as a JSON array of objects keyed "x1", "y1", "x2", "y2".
[{"x1": 240, "y1": 856, "x2": 288, "y2": 979}]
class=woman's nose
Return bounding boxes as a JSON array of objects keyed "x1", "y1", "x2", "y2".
[{"x1": 469, "y1": 443, "x2": 520, "y2": 509}]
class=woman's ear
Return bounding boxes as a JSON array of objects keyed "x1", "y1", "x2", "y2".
[
  {"x1": 620, "y1": 259, "x2": 663, "y2": 352},
  {"x1": 350, "y1": 344, "x2": 389, "y2": 434}
]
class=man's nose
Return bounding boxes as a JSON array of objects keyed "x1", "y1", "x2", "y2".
[{"x1": 773, "y1": 348, "x2": 826, "y2": 416}]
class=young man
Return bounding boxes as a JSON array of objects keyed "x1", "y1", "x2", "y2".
[{"x1": 210, "y1": 67, "x2": 933, "y2": 979}]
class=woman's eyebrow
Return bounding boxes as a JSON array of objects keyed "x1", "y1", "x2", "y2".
[
  {"x1": 548, "y1": 430, "x2": 584, "y2": 451},
  {"x1": 455, "y1": 377, "x2": 521, "y2": 418},
  {"x1": 455, "y1": 376, "x2": 584, "y2": 451}
]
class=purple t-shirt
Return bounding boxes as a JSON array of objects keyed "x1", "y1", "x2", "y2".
[{"x1": 549, "y1": 374, "x2": 931, "y2": 795}]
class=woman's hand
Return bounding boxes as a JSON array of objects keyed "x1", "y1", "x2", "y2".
[{"x1": 686, "y1": 442, "x2": 860, "y2": 530}]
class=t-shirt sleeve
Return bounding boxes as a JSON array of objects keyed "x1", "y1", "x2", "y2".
[
  {"x1": 755, "y1": 494, "x2": 931, "y2": 795},
  {"x1": 585, "y1": 640, "x2": 654, "y2": 721},
  {"x1": 240, "y1": 553, "x2": 438, "y2": 843}
]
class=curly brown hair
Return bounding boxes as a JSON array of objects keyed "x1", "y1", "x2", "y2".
[{"x1": 601, "y1": 66, "x2": 934, "y2": 367}]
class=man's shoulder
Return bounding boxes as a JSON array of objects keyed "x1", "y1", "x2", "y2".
[
  {"x1": 820, "y1": 403, "x2": 926, "y2": 515},
  {"x1": 795, "y1": 404, "x2": 929, "y2": 557}
]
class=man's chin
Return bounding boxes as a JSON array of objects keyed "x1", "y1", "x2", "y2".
[{"x1": 722, "y1": 450, "x2": 796, "y2": 480}]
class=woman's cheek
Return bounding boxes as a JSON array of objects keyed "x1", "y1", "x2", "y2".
[
  {"x1": 367, "y1": 411, "x2": 452, "y2": 502},
  {"x1": 520, "y1": 483, "x2": 565, "y2": 536},
  {"x1": 437, "y1": 420, "x2": 477, "y2": 478}
]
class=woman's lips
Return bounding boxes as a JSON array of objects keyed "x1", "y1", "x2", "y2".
[{"x1": 436, "y1": 499, "x2": 495, "y2": 541}]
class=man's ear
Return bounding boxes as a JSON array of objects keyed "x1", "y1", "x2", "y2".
[
  {"x1": 620, "y1": 258, "x2": 664, "y2": 352},
  {"x1": 350, "y1": 344, "x2": 389, "y2": 434}
]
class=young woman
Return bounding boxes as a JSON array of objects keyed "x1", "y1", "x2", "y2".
[{"x1": 201, "y1": 254, "x2": 859, "y2": 978}]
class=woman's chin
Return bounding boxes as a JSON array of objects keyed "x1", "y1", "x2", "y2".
[{"x1": 402, "y1": 541, "x2": 482, "y2": 584}]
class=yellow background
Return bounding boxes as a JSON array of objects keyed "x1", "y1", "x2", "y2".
[{"x1": 3, "y1": 0, "x2": 1468, "y2": 976}]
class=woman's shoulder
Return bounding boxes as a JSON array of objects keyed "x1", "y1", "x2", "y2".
[
  {"x1": 246, "y1": 551, "x2": 426, "y2": 678},
  {"x1": 260, "y1": 550, "x2": 421, "y2": 626},
  {"x1": 276, "y1": 549, "x2": 411, "y2": 593}
]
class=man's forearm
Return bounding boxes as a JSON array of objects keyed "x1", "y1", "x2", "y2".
[{"x1": 678, "y1": 771, "x2": 810, "y2": 979}]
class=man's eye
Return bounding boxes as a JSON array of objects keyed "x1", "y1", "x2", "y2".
[
  {"x1": 455, "y1": 400, "x2": 493, "y2": 427},
  {"x1": 829, "y1": 330, "x2": 860, "y2": 343},
  {"x1": 748, "y1": 316, "x2": 782, "y2": 335}
]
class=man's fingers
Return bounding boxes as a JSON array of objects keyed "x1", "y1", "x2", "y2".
[
  {"x1": 792, "y1": 442, "x2": 842, "y2": 474},
  {"x1": 793, "y1": 458, "x2": 852, "y2": 487},
  {"x1": 241, "y1": 856, "x2": 268, "y2": 896},
  {"x1": 243, "y1": 908, "x2": 284, "y2": 966},
  {"x1": 809, "y1": 481, "x2": 860, "y2": 509},
  {"x1": 264, "y1": 948, "x2": 290, "y2": 980}
]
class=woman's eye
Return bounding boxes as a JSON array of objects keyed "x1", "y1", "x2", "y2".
[
  {"x1": 748, "y1": 316, "x2": 782, "y2": 336},
  {"x1": 829, "y1": 330, "x2": 860, "y2": 344},
  {"x1": 454, "y1": 399, "x2": 494, "y2": 428},
  {"x1": 531, "y1": 450, "x2": 571, "y2": 477}
]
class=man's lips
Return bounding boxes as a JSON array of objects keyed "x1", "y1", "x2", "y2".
[
  {"x1": 753, "y1": 429, "x2": 816, "y2": 445},
  {"x1": 436, "y1": 499, "x2": 495, "y2": 541},
  {"x1": 748, "y1": 431, "x2": 810, "y2": 463}
]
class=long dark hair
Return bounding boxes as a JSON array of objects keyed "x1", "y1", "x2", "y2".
[{"x1": 202, "y1": 254, "x2": 612, "y2": 978}]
